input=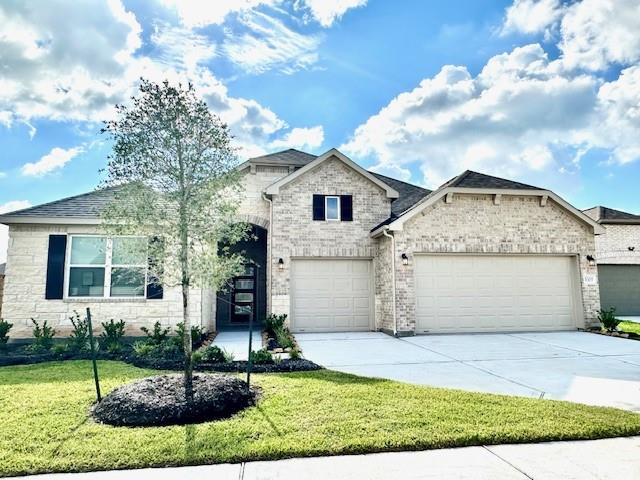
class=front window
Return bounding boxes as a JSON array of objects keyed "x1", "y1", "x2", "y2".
[
  {"x1": 67, "y1": 235, "x2": 147, "y2": 298},
  {"x1": 325, "y1": 196, "x2": 340, "y2": 221}
]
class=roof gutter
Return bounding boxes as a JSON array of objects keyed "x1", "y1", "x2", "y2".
[{"x1": 382, "y1": 227, "x2": 398, "y2": 336}]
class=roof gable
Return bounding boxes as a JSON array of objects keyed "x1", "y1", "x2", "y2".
[
  {"x1": 265, "y1": 148, "x2": 399, "y2": 198},
  {"x1": 444, "y1": 170, "x2": 541, "y2": 190},
  {"x1": 583, "y1": 205, "x2": 640, "y2": 224}
]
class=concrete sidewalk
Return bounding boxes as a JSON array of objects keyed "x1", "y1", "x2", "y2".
[{"x1": 13, "y1": 436, "x2": 640, "y2": 479}]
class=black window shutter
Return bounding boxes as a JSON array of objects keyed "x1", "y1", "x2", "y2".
[
  {"x1": 147, "y1": 236, "x2": 164, "y2": 300},
  {"x1": 340, "y1": 195, "x2": 353, "y2": 221},
  {"x1": 45, "y1": 234, "x2": 67, "y2": 300},
  {"x1": 312, "y1": 194, "x2": 325, "y2": 221}
]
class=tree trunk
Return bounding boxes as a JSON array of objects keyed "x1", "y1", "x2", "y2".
[{"x1": 179, "y1": 212, "x2": 193, "y2": 402}]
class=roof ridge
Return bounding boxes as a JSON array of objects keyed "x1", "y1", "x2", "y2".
[{"x1": 368, "y1": 171, "x2": 431, "y2": 193}]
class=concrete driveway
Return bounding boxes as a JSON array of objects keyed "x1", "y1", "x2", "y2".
[{"x1": 295, "y1": 331, "x2": 640, "y2": 411}]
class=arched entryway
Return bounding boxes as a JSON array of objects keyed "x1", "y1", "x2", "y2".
[{"x1": 216, "y1": 224, "x2": 268, "y2": 330}]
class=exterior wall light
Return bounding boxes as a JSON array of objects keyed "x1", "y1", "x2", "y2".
[
  {"x1": 629, "y1": 246, "x2": 636, "y2": 252},
  {"x1": 401, "y1": 253, "x2": 409, "y2": 266},
  {"x1": 586, "y1": 255, "x2": 596, "y2": 266},
  {"x1": 278, "y1": 258, "x2": 284, "y2": 270}
]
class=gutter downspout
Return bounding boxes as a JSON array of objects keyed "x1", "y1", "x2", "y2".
[
  {"x1": 262, "y1": 192, "x2": 273, "y2": 315},
  {"x1": 382, "y1": 227, "x2": 398, "y2": 336}
]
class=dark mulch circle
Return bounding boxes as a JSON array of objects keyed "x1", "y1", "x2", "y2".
[{"x1": 93, "y1": 373, "x2": 257, "y2": 427}]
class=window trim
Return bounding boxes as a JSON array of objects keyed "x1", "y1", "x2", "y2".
[
  {"x1": 65, "y1": 234, "x2": 148, "y2": 300},
  {"x1": 325, "y1": 195, "x2": 341, "y2": 221}
]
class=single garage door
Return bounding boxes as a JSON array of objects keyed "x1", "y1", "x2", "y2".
[
  {"x1": 598, "y1": 264, "x2": 640, "y2": 315},
  {"x1": 415, "y1": 255, "x2": 579, "y2": 333},
  {"x1": 291, "y1": 259, "x2": 373, "y2": 332}
]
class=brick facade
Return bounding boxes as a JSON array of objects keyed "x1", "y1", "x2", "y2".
[
  {"x1": 594, "y1": 224, "x2": 640, "y2": 265},
  {"x1": 2, "y1": 224, "x2": 204, "y2": 338},
  {"x1": 385, "y1": 193, "x2": 600, "y2": 334},
  {"x1": 270, "y1": 156, "x2": 391, "y2": 317}
]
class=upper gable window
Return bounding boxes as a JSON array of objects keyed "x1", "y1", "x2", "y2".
[
  {"x1": 312, "y1": 195, "x2": 353, "y2": 222},
  {"x1": 325, "y1": 196, "x2": 340, "y2": 221}
]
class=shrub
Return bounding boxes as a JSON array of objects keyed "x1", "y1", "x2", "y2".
[
  {"x1": 289, "y1": 347, "x2": 302, "y2": 360},
  {"x1": 140, "y1": 322, "x2": 171, "y2": 345},
  {"x1": 0, "y1": 319, "x2": 12, "y2": 349},
  {"x1": 250, "y1": 348, "x2": 274, "y2": 365},
  {"x1": 200, "y1": 345, "x2": 228, "y2": 363},
  {"x1": 264, "y1": 313, "x2": 287, "y2": 335},
  {"x1": 174, "y1": 322, "x2": 207, "y2": 349},
  {"x1": 67, "y1": 311, "x2": 97, "y2": 353},
  {"x1": 52, "y1": 343, "x2": 67, "y2": 357},
  {"x1": 100, "y1": 319, "x2": 126, "y2": 353},
  {"x1": 191, "y1": 350, "x2": 203, "y2": 364},
  {"x1": 275, "y1": 328, "x2": 294, "y2": 349},
  {"x1": 599, "y1": 307, "x2": 621, "y2": 333},
  {"x1": 29, "y1": 319, "x2": 56, "y2": 353},
  {"x1": 133, "y1": 340, "x2": 181, "y2": 359}
]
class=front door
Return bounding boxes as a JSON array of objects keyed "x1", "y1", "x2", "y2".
[{"x1": 231, "y1": 264, "x2": 256, "y2": 323}]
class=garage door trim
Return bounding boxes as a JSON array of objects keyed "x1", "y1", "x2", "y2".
[
  {"x1": 290, "y1": 257, "x2": 375, "y2": 332},
  {"x1": 412, "y1": 253, "x2": 584, "y2": 333}
]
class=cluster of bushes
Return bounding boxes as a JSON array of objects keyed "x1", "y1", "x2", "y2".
[
  {"x1": 132, "y1": 321, "x2": 207, "y2": 360},
  {"x1": 264, "y1": 314, "x2": 301, "y2": 359},
  {"x1": 598, "y1": 307, "x2": 621, "y2": 333}
]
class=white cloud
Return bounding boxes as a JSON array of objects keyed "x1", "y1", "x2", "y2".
[
  {"x1": 270, "y1": 126, "x2": 324, "y2": 150},
  {"x1": 501, "y1": 0, "x2": 563, "y2": 36},
  {"x1": 342, "y1": 43, "x2": 640, "y2": 187},
  {"x1": 300, "y1": 0, "x2": 368, "y2": 27},
  {"x1": 160, "y1": 0, "x2": 276, "y2": 27},
  {"x1": 21, "y1": 146, "x2": 83, "y2": 176},
  {"x1": 223, "y1": 10, "x2": 321, "y2": 74},
  {"x1": 0, "y1": 200, "x2": 31, "y2": 264},
  {"x1": 559, "y1": 0, "x2": 640, "y2": 71},
  {"x1": 501, "y1": 0, "x2": 640, "y2": 72}
]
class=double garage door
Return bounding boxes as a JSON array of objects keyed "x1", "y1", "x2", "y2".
[
  {"x1": 415, "y1": 255, "x2": 579, "y2": 333},
  {"x1": 290, "y1": 259, "x2": 373, "y2": 332},
  {"x1": 289, "y1": 255, "x2": 580, "y2": 333}
]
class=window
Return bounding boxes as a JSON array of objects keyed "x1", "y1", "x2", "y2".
[
  {"x1": 325, "y1": 196, "x2": 340, "y2": 221},
  {"x1": 67, "y1": 235, "x2": 147, "y2": 298}
]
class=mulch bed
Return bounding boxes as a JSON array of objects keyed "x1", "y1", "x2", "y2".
[
  {"x1": 92, "y1": 373, "x2": 257, "y2": 427},
  {"x1": 586, "y1": 328, "x2": 640, "y2": 341}
]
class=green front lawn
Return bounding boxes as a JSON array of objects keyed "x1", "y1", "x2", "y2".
[
  {"x1": 2, "y1": 361, "x2": 640, "y2": 477},
  {"x1": 619, "y1": 320, "x2": 640, "y2": 335}
]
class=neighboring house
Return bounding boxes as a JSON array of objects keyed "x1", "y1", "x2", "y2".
[
  {"x1": 584, "y1": 206, "x2": 640, "y2": 316},
  {"x1": 0, "y1": 263, "x2": 5, "y2": 318},
  {"x1": 0, "y1": 148, "x2": 603, "y2": 337}
]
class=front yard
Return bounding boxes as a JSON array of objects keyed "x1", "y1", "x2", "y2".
[
  {"x1": 619, "y1": 320, "x2": 640, "y2": 335},
  {"x1": 2, "y1": 361, "x2": 640, "y2": 477}
]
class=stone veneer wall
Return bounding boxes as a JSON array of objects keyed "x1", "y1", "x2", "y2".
[
  {"x1": 389, "y1": 194, "x2": 600, "y2": 334},
  {"x1": 2, "y1": 224, "x2": 204, "y2": 338},
  {"x1": 594, "y1": 224, "x2": 640, "y2": 265},
  {"x1": 270, "y1": 156, "x2": 392, "y2": 320},
  {"x1": 0, "y1": 274, "x2": 4, "y2": 319},
  {"x1": 374, "y1": 234, "x2": 394, "y2": 333}
]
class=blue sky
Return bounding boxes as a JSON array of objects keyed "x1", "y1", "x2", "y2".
[{"x1": 1, "y1": 0, "x2": 640, "y2": 260}]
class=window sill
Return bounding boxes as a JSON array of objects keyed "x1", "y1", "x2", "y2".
[{"x1": 63, "y1": 297, "x2": 148, "y2": 303}]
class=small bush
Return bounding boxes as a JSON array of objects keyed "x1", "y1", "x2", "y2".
[
  {"x1": 52, "y1": 343, "x2": 67, "y2": 357},
  {"x1": 250, "y1": 348, "x2": 274, "y2": 365},
  {"x1": 133, "y1": 340, "x2": 182, "y2": 359},
  {"x1": 200, "y1": 345, "x2": 228, "y2": 363},
  {"x1": 29, "y1": 319, "x2": 56, "y2": 353},
  {"x1": 264, "y1": 314, "x2": 287, "y2": 335},
  {"x1": 275, "y1": 328, "x2": 294, "y2": 349},
  {"x1": 140, "y1": 322, "x2": 171, "y2": 345},
  {"x1": 599, "y1": 307, "x2": 621, "y2": 333},
  {"x1": 191, "y1": 350, "x2": 203, "y2": 364},
  {"x1": 174, "y1": 322, "x2": 207, "y2": 349},
  {"x1": 0, "y1": 319, "x2": 12, "y2": 349},
  {"x1": 100, "y1": 319, "x2": 126, "y2": 353},
  {"x1": 289, "y1": 347, "x2": 302, "y2": 360},
  {"x1": 67, "y1": 311, "x2": 97, "y2": 353}
]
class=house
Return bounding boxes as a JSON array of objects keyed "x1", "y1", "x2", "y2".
[
  {"x1": 0, "y1": 148, "x2": 603, "y2": 337},
  {"x1": 584, "y1": 206, "x2": 640, "y2": 316}
]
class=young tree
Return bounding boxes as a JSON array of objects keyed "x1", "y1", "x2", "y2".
[{"x1": 101, "y1": 79, "x2": 248, "y2": 398}]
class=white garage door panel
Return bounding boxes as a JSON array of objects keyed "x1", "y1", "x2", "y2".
[
  {"x1": 415, "y1": 255, "x2": 577, "y2": 333},
  {"x1": 291, "y1": 259, "x2": 373, "y2": 332}
]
